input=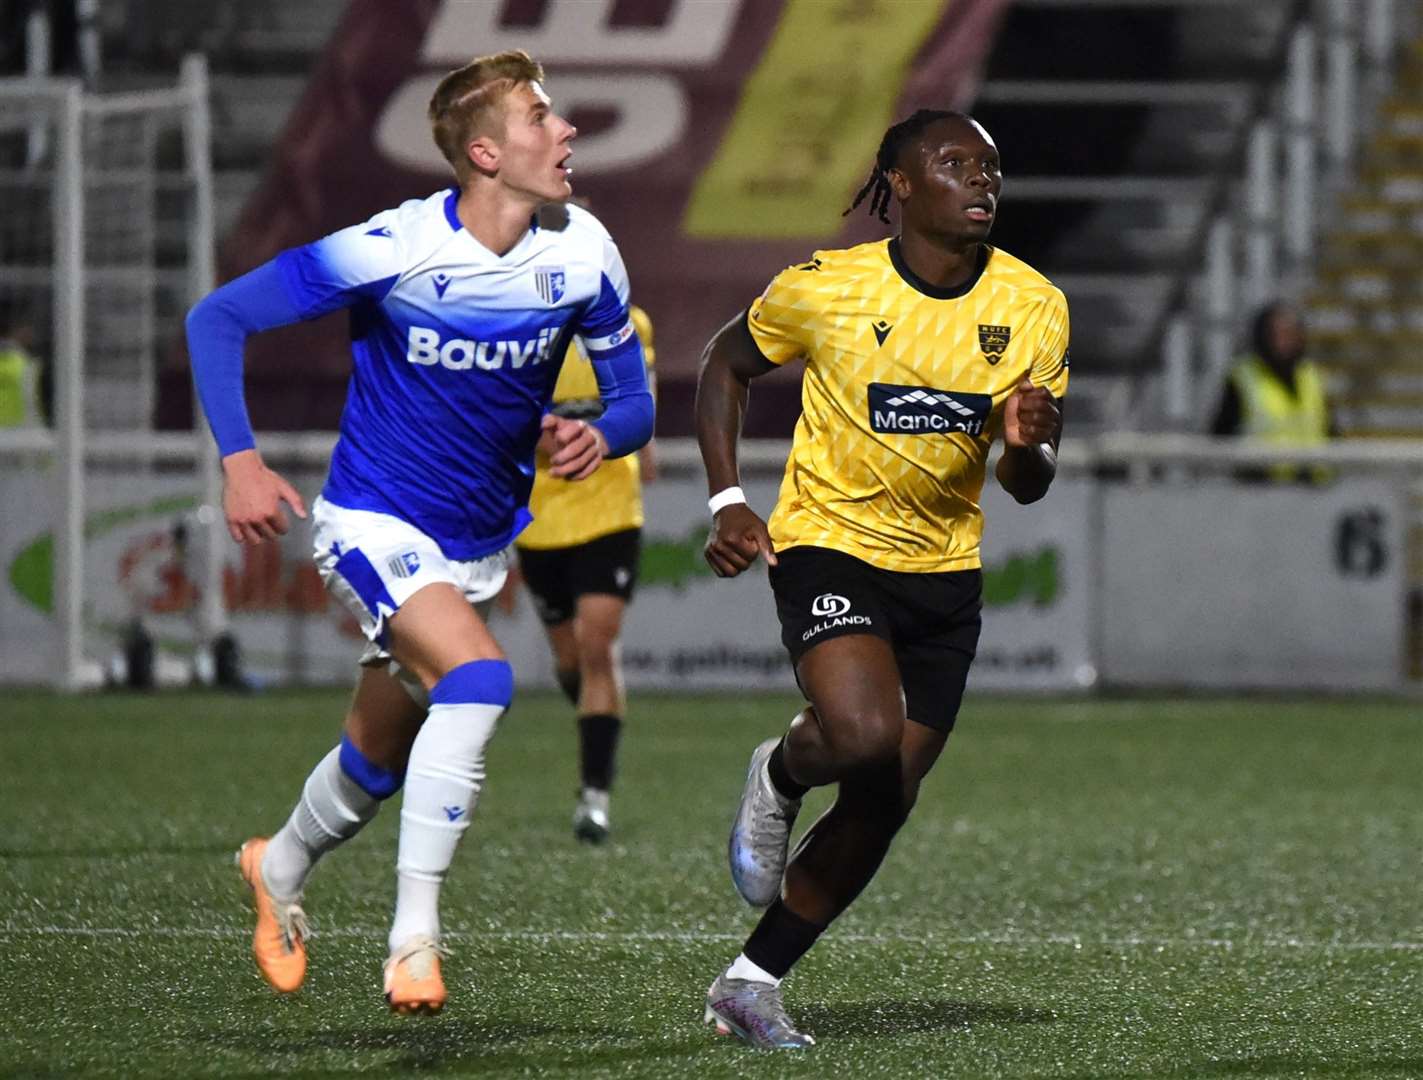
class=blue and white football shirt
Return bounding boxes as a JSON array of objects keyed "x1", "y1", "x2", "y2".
[{"x1": 269, "y1": 192, "x2": 640, "y2": 560}]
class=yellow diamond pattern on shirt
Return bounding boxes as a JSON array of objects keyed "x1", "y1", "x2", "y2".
[{"x1": 747, "y1": 240, "x2": 1070, "y2": 573}]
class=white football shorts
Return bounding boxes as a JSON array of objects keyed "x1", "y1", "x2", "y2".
[{"x1": 312, "y1": 496, "x2": 511, "y2": 667}]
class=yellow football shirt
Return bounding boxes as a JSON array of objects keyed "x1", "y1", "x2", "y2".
[
  {"x1": 748, "y1": 239, "x2": 1069, "y2": 573},
  {"x1": 518, "y1": 305, "x2": 655, "y2": 550}
]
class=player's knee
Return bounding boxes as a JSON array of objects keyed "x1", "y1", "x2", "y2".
[
  {"x1": 339, "y1": 733, "x2": 405, "y2": 800},
  {"x1": 431, "y1": 658, "x2": 515, "y2": 710},
  {"x1": 414, "y1": 659, "x2": 515, "y2": 787},
  {"x1": 574, "y1": 628, "x2": 620, "y2": 675},
  {"x1": 828, "y1": 707, "x2": 902, "y2": 770}
]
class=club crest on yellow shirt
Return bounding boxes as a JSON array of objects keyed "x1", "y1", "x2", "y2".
[{"x1": 977, "y1": 324, "x2": 1012, "y2": 364}]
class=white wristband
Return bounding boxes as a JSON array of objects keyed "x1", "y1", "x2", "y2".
[{"x1": 708, "y1": 486, "x2": 748, "y2": 515}]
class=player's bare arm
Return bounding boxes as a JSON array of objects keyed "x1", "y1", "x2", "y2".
[
  {"x1": 996, "y1": 377, "x2": 1062, "y2": 505},
  {"x1": 220, "y1": 448, "x2": 308, "y2": 545},
  {"x1": 696, "y1": 311, "x2": 779, "y2": 577}
]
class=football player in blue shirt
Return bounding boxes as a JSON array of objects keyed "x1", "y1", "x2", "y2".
[{"x1": 185, "y1": 50, "x2": 653, "y2": 1013}]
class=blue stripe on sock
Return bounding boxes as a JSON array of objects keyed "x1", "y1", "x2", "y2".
[
  {"x1": 334, "y1": 547, "x2": 397, "y2": 642},
  {"x1": 338, "y1": 734, "x2": 404, "y2": 799},
  {"x1": 430, "y1": 659, "x2": 514, "y2": 707}
]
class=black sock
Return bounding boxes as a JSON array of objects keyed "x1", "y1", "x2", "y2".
[
  {"x1": 556, "y1": 668, "x2": 581, "y2": 707},
  {"x1": 743, "y1": 899, "x2": 826, "y2": 979},
  {"x1": 577, "y1": 713, "x2": 622, "y2": 791},
  {"x1": 767, "y1": 738, "x2": 810, "y2": 801}
]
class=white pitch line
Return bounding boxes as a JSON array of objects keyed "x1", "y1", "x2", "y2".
[{"x1": 1, "y1": 926, "x2": 1419, "y2": 951}]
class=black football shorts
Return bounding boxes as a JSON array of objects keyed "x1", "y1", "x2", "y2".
[
  {"x1": 769, "y1": 545, "x2": 982, "y2": 733},
  {"x1": 517, "y1": 527, "x2": 642, "y2": 626}
]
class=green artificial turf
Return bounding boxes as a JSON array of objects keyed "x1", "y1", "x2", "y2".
[{"x1": 1, "y1": 690, "x2": 1418, "y2": 1078}]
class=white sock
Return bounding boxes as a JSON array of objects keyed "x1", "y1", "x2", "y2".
[
  {"x1": 263, "y1": 746, "x2": 380, "y2": 898},
  {"x1": 389, "y1": 701, "x2": 502, "y2": 950},
  {"x1": 727, "y1": 952, "x2": 781, "y2": 986}
]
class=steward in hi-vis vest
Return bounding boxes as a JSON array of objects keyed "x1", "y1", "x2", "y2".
[{"x1": 1212, "y1": 302, "x2": 1333, "y2": 483}]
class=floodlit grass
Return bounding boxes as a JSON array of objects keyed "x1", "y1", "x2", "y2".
[{"x1": 1, "y1": 689, "x2": 1419, "y2": 1078}]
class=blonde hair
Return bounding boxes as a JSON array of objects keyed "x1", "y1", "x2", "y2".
[{"x1": 428, "y1": 50, "x2": 545, "y2": 176}]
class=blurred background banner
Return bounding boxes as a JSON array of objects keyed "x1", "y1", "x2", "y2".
[
  {"x1": 1101, "y1": 479, "x2": 1406, "y2": 690},
  {"x1": 970, "y1": 478, "x2": 1095, "y2": 692},
  {"x1": 202, "y1": 0, "x2": 1011, "y2": 434},
  {"x1": 0, "y1": 448, "x2": 1403, "y2": 692}
]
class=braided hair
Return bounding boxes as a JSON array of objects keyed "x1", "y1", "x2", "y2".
[{"x1": 843, "y1": 109, "x2": 969, "y2": 223}]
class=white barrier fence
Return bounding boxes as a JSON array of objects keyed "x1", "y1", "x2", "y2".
[
  {"x1": 0, "y1": 59, "x2": 219, "y2": 692},
  {"x1": 0, "y1": 433, "x2": 1416, "y2": 693}
]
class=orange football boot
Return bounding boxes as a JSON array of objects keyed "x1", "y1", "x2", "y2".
[
  {"x1": 384, "y1": 934, "x2": 448, "y2": 1015},
  {"x1": 235, "y1": 837, "x2": 308, "y2": 993}
]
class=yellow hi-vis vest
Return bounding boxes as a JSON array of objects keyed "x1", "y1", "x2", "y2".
[
  {"x1": 1229, "y1": 356, "x2": 1329, "y2": 481},
  {"x1": 0, "y1": 345, "x2": 36, "y2": 428}
]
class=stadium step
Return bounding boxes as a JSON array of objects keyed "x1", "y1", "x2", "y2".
[{"x1": 1307, "y1": 28, "x2": 1423, "y2": 442}]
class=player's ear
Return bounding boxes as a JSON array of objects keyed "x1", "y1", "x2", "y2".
[
  {"x1": 886, "y1": 166, "x2": 911, "y2": 202},
  {"x1": 466, "y1": 135, "x2": 500, "y2": 175}
]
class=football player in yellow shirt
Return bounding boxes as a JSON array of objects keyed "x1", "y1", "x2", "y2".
[
  {"x1": 515, "y1": 305, "x2": 656, "y2": 843},
  {"x1": 696, "y1": 110, "x2": 1068, "y2": 1049}
]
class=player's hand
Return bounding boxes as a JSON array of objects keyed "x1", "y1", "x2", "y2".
[
  {"x1": 1003, "y1": 378, "x2": 1061, "y2": 448},
  {"x1": 545, "y1": 414, "x2": 607, "y2": 480},
  {"x1": 534, "y1": 422, "x2": 559, "y2": 463},
  {"x1": 704, "y1": 502, "x2": 778, "y2": 578},
  {"x1": 221, "y1": 449, "x2": 307, "y2": 546}
]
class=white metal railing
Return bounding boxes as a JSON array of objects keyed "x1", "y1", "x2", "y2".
[
  {"x1": 7, "y1": 430, "x2": 1423, "y2": 474},
  {"x1": 0, "y1": 77, "x2": 90, "y2": 694},
  {"x1": 1165, "y1": 0, "x2": 1408, "y2": 428},
  {"x1": 1004, "y1": 178, "x2": 1212, "y2": 201},
  {"x1": 976, "y1": 80, "x2": 1253, "y2": 106},
  {"x1": 0, "y1": 58, "x2": 215, "y2": 691}
]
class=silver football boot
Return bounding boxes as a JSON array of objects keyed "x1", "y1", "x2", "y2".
[
  {"x1": 572, "y1": 787, "x2": 610, "y2": 844},
  {"x1": 728, "y1": 738, "x2": 802, "y2": 907},
  {"x1": 704, "y1": 973, "x2": 815, "y2": 1050}
]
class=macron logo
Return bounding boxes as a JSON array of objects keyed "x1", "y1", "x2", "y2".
[
  {"x1": 407, "y1": 325, "x2": 557, "y2": 372},
  {"x1": 443, "y1": 805, "x2": 466, "y2": 821}
]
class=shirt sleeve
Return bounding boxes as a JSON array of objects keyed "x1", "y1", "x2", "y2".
[
  {"x1": 575, "y1": 235, "x2": 634, "y2": 351},
  {"x1": 185, "y1": 209, "x2": 407, "y2": 457},
  {"x1": 185, "y1": 259, "x2": 303, "y2": 456},
  {"x1": 1028, "y1": 289, "x2": 1070, "y2": 399},
  {"x1": 572, "y1": 237, "x2": 653, "y2": 457},
  {"x1": 746, "y1": 257, "x2": 821, "y2": 366},
  {"x1": 273, "y1": 211, "x2": 406, "y2": 320}
]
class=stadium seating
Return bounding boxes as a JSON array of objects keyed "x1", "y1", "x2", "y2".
[{"x1": 1310, "y1": 37, "x2": 1423, "y2": 441}]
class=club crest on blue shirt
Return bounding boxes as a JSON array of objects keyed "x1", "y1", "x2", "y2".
[{"x1": 534, "y1": 266, "x2": 566, "y2": 305}]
